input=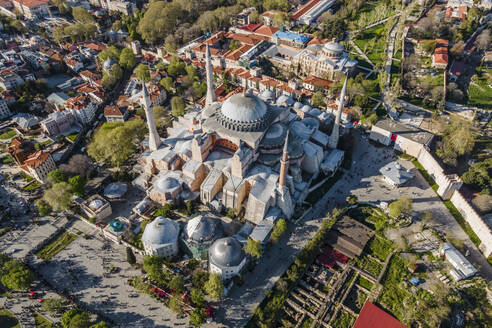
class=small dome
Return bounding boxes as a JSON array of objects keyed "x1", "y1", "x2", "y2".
[
  {"x1": 185, "y1": 215, "x2": 223, "y2": 244},
  {"x1": 104, "y1": 182, "x2": 127, "y2": 199},
  {"x1": 210, "y1": 237, "x2": 245, "y2": 268},
  {"x1": 324, "y1": 42, "x2": 344, "y2": 53},
  {"x1": 293, "y1": 102, "x2": 303, "y2": 109},
  {"x1": 220, "y1": 92, "x2": 267, "y2": 123},
  {"x1": 260, "y1": 89, "x2": 275, "y2": 101},
  {"x1": 142, "y1": 217, "x2": 179, "y2": 246},
  {"x1": 301, "y1": 104, "x2": 312, "y2": 112},
  {"x1": 156, "y1": 176, "x2": 180, "y2": 192},
  {"x1": 103, "y1": 58, "x2": 115, "y2": 69},
  {"x1": 89, "y1": 199, "x2": 104, "y2": 210}
]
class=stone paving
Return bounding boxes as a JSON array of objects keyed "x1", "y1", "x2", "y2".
[{"x1": 32, "y1": 231, "x2": 187, "y2": 328}]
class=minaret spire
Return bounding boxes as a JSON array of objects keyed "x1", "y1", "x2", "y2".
[
  {"x1": 328, "y1": 75, "x2": 347, "y2": 149},
  {"x1": 205, "y1": 43, "x2": 216, "y2": 106},
  {"x1": 142, "y1": 81, "x2": 161, "y2": 151},
  {"x1": 279, "y1": 130, "x2": 289, "y2": 187}
]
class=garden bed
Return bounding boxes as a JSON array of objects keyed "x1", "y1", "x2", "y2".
[
  {"x1": 354, "y1": 255, "x2": 383, "y2": 277},
  {"x1": 37, "y1": 232, "x2": 77, "y2": 260}
]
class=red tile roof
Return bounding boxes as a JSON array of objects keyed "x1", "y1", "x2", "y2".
[
  {"x1": 239, "y1": 23, "x2": 261, "y2": 32},
  {"x1": 353, "y1": 302, "x2": 407, "y2": 328},
  {"x1": 23, "y1": 151, "x2": 50, "y2": 169},
  {"x1": 254, "y1": 25, "x2": 280, "y2": 37},
  {"x1": 303, "y1": 75, "x2": 334, "y2": 89},
  {"x1": 104, "y1": 105, "x2": 123, "y2": 117},
  {"x1": 433, "y1": 46, "x2": 448, "y2": 65},
  {"x1": 15, "y1": 0, "x2": 48, "y2": 8},
  {"x1": 292, "y1": 0, "x2": 320, "y2": 20}
]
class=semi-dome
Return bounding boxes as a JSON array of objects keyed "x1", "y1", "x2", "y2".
[
  {"x1": 142, "y1": 216, "x2": 179, "y2": 246},
  {"x1": 220, "y1": 92, "x2": 267, "y2": 123},
  {"x1": 209, "y1": 237, "x2": 245, "y2": 268},
  {"x1": 293, "y1": 102, "x2": 303, "y2": 109},
  {"x1": 260, "y1": 89, "x2": 275, "y2": 101},
  {"x1": 301, "y1": 104, "x2": 312, "y2": 112},
  {"x1": 185, "y1": 215, "x2": 223, "y2": 244}
]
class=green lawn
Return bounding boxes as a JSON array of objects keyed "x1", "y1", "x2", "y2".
[
  {"x1": 0, "y1": 130, "x2": 17, "y2": 140},
  {"x1": 34, "y1": 312, "x2": 53, "y2": 328},
  {"x1": 23, "y1": 181, "x2": 41, "y2": 191},
  {"x1": 66, "y1": 133, "x2": 79, "y2": 142},
  {"x1": 0, "y1": 309, "x2": 20, "y2": 328},
  {"x1": 367, "y1": 236, "x2": 394, "y2": 261},
  {"x1": 1, "y1": 154, "x2": 14, "y2": 165},
  {"x1": 35, "y1": 140, "x2": 52, "y2": 149},
  {"x1": 37, "y1": 232, "x2": 77, "y2": 260},
  {"x1": 355, "y1": 255, "x2": 383, "y2": 277},
  {"x1": 354, "y1": 25, "x2": 387, "y2": 65},
  {"x1": 331, "y1": 310, "x2": 356, "y2": 328},
  {"x1": 468, "y1": 67, "x2": 492, "y2": 109},
  {"x1": 357, "y1": 276, "x2": 374, "y2": 290}
]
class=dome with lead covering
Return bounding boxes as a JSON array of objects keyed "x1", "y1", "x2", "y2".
[
  {"x1": 217, "y1": 90, "x2": 274, "y2": 132},
  {"x1": 185, "y1": 215, "x2": 223, "y2": 244},
  {"x1": 89, "y1": 199, "x2": 104, "y2": 210},
  {"x1": 155, "y1": 176, "x2": 180, "y2": 193},
  {"x1": 220, "y1": 92, "x2": 267, "y2": 122},
  {"x1": 142, "y1": 216, "x2": 179, "y2": 247},
  {"x1": 209, "y1": 237, "x2": 245, "y2": 268}
]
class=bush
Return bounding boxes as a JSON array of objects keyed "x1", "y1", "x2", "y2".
[{"x1": 41, "y1": 298, "x2": 66, "y2": 314}]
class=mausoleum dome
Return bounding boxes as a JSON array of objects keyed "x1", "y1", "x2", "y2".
[
  {"x1": 142, "y1": 216, "x2": 179, "y2": 246},
  {"x1": 209, "y1": 237, "x2": 245, "y2": 268},
  {"x1": 89, "y1": 199, "x2": 104, "y2": 210}
]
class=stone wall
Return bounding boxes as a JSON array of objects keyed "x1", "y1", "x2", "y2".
[
  {"x1": 416, "y1": 146, "x2": 492, "y2": 258},
  {"x1": 450, "y1": 191, "x2": 492, "y2": 257}
]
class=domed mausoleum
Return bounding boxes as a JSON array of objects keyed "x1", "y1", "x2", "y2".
[
  {"x1": 181, "y1": 215, "x2": 223, "y2": 259},
  {"x1": 142, "y1": 216, "x2": 180, "y2": 258},
  {"x1": 209, "y1": 236, "x2": 246, "y2": 280}
]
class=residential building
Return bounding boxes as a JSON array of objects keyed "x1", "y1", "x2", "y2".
[
  {"x1": 65, "y1": 95, "x2": 98, "y2": 124},
  {"x1": 432, "y1": 39, "x2": 449, "y2": 69},
  {"x1": 303, "y1": 75, "x2": 334, "y2": 91},
  {"x1": 7, "y1": 138, "x2": 35, "y2": 165},
  {"x1": 40, "y1": 111, "x2": 74, "y2": 136},
  {"x1": 440, "y1": 242, "x2": 478, "y2": 280},
  {"x1": 21, "y1": 151, "x2": 57, "y2": 183},
  {"x1": 0, "y1": 99, "x2": 11, "y2": 119},
  {"x1": 12, "y1": 0, "x2": 49, "y2": 19},
  {"x1": 0, "y1": 70, "x2": 24, "y2": 90},
  {"x1": 104, "y1": 105, "x2": 128, "y2": 122}
]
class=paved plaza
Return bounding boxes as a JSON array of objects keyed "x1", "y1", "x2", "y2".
[{"x1": 33, "y1": 230, "x2": 187, "y2": 328}]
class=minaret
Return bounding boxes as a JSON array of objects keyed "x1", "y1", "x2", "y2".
[
  {"x1": 142, "y1": 81, "x2": 161, "y2": 152},
  {"x1": 279, "y1": 130, "x2": 289, "y2": 187},
  {"x1": 205, "y1": 43, "x2": 216, "y2": 106},
  {"x1": 328, "y1": 76, "x2": 348, "y2": 149}
]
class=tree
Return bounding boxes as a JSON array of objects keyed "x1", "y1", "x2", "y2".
[
  {"x1": 169, "y1": 275, "x2": 184, "y2": 293},
  {"x1": 160, "y1": 77, "x2": 174, "y2": 93},
  {"x1": 112, "y1": 20, "x2": 122, "y2": 31},
  {"x1": 126, "y1": 247, "x2": 136, "y2": 265},
  {"x1": 204, "y1": 273, "x2": 223, "y2": 299},
  {"x1": 87, "y1": 120, "x2": 146, "y2": 167},
  {"x1": 167, "y1": 57, "x2": 186, "y2": 78},
  {"x1": 244, "y1": 237, "x2": 262, "y2": 259},
  {"x1": 171, "y1": 96, "x2": 185, "y2": 117},
  {"x1": 264, "y1": 0, "x2": 289, "y2": 11},
  {"x1": 48, "y1": 169, "x2": 68, "y2": 183},
  {"x1": 61, "y1": 309, "x2": 81, "y2": 328},
  {"x1": 135, "y1": 63, "x2": 150, "y2": 82},
  {"x1": 249, "y1": 10, "x2": 259, "y2": 24},
  {"x1": 119, "y1": 48, "x2": 136, "y2": 69},
  {"x1": 272, "y1": 12, "x2": 291, "y2": 28},
  {"x1": 61, "y1": 309, "x2": 90, "y2": 328},
  {"x1": 90, "y1": 322, "x2": 110, "y2": 328},
  {"x1": 143, "y1": 255, "x2": 167, "y2": 284},
  {"x1": 169, "y1": 294, "x2": 184, "y2": 314},
  {"x1": 420, "y1": 40, "x2": 436, "y2": 54},
  {"x1": 1, "y1": 259, "x2": 34, "y2": 290},
  {"x1": 189, "y1": 307, "x2": 207, "y2": 327},
  {"x1": 388, "y1": 196, "x2": 412, "y2": 218},
  {"x1": 311, "y1": 91, "x2": 326, "y2": 108},
  {"x1": 68, "y1": 176, "x2": 86, "y2": 197},
  {"x1": 270, "y1": 219, "x2": 287, "y2": 243},
  {"x1": 102, "y1": 64, "x2": 123, "y2": 90},
  {"x1": 321, "y1": 17, "x2": 347, "y2": 40},
  {"x1": 59, "y1": 154, "x2": 91, "y2": 177},
  {"x1": 436, "y1": 117, "x2": 475, "y2": 166},
  {"x1": 35, "y1": 199, "x2": 52, "y2": 216},
  {"x1": 98, "y1": 45, "x2": 120, "y2": 63},
  {"x1": 43, "y1": 182, "x2": 72, "y2": 211},
  {"x1": 41, "y1": 297, "x2": 66, "y2": 315},
  {"x1": 192, "y1": 269, "x2": 209, "y2": 290},
  {"x1": 450, "y1": 41, "x2": 465, "y2": 59},
  {"x1": 72, "y1": 7, "x2": 95, "y2": 24},
  {"x1": 475, "y1": 29, "x2": 490, "y2": 51},
  {"x1": 462, "y1": 158, "x2": 492, "y2": 194},
  {"x1": 190, "y1": 288, "x2": 204, "y2": 307}
]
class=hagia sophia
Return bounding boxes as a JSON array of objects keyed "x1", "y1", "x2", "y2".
[{"x1": 135, "y1": 44, "x2": 347, "y2": 227}]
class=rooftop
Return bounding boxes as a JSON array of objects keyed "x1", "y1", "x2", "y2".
[
  {"x1": 374, "y1": 119, "x2": 434, "y2": 146},
  {"x1": 353, "y1": 302, "x2": 407, "y2": 328}
]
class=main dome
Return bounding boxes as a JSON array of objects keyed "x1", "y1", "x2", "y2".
[
  {"x1": 216, "y1": 92, "x2": 274, "y2": 132},
  {"x1": 221, "y1": 93, "x2": 267, "y2": 122}
]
